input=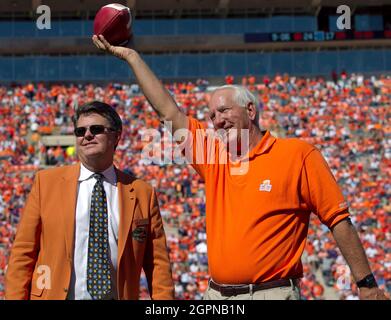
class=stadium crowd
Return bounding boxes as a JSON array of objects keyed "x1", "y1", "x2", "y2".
[{"x1": 0, "y1": 72, "x2": 390, "y2": 300}]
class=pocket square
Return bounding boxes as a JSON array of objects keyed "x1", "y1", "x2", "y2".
[{"x1": 132, "y1": 226, "x2": 147, "y2": 242}]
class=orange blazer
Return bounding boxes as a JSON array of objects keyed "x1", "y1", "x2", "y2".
[{"x1": 5, "y1": 163, "x2": 174, "y2": 300}]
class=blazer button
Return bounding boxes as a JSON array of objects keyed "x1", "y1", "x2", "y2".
[{"x1": 64, "y1": 288, "x2": 68, "y2": 292}]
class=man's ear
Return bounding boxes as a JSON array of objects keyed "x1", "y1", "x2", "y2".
[
  {"x1": 114, "y1": 132, "x2": 121, "y2": 148},
  {"x1": 246, "y1": 102, "x2": 256, "y2": 121}
]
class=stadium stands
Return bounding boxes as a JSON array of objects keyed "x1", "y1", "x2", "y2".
[{"x1": 0, "y1": 72, "x2": 390, "y2": 300}]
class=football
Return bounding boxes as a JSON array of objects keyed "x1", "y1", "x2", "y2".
[{"x1": 93, "y1": 3, "x2": 132, "y2": 46}]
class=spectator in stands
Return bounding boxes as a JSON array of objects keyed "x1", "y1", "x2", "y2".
[
  {"x1": 5, "y1": 101, "x2": 173, "y2": 300},
  {"x1": 92, "y1": 34, "x2": 388, "y2": 300}
]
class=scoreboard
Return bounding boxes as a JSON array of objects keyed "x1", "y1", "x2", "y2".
[{"x1": 244, "y1": 30, "x2": 391, "y2": 43}]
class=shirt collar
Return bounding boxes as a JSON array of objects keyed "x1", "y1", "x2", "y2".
[
  {"x1": 78, "y1": 163, "x2": 117, "y2": 186},
  {"x1": 228, "y1": 130, "x2": 276, "y2": 164},
  {"x1": 250, "y1": 130, "x2": 277, "y2": 157}
]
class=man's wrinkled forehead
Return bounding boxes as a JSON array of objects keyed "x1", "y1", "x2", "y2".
[{"x1": 209, "y1": 88, "x2": 236, "y2": 109}]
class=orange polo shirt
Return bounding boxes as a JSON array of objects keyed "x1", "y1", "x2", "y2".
[{"x1": 184, "y1": 118, "x2": 350, "y2": 284}]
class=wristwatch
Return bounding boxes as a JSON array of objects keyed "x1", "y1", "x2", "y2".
[{"x1": 356, "y1": 274, "x2": 378, "y2": 288}]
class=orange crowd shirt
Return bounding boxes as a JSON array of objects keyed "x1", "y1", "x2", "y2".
[{"x1": 183, "y1": 118, "x2": 350, "y2": 284}]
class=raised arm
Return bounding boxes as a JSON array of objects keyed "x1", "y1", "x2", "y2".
[{"x1": 92, "y1": 35, "x2": 188, "y2": 133}]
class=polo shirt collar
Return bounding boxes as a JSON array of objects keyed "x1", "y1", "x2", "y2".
[
  {"x1": 229, "y1": 130, "x2": 276, "y2": 164},
  {"x1": 249, "y1": 130, "x2": 277, "y2": 158}
]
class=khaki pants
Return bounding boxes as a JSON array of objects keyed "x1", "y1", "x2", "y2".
[{"x1": 203, "y1": 280, "x2": 301, "y2": 300}]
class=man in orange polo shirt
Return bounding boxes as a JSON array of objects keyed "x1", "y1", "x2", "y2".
[{"x1": 93, "y1": 35, "x2": 388, "y2": 300}]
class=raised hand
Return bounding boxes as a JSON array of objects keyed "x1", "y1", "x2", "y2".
[{"x1": 92, "y1": 34, "x2": 136, "y2": 62}]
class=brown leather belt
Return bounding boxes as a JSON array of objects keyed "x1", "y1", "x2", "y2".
[{"x1": 209, "y1": 279, "x2": 300, "y2": 297}]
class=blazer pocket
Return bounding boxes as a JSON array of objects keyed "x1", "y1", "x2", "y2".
[
  {"x1": 30, "y1": 266, "x2": 45, "y2": 298},
  {"x1": 30, "y1": 286, "x2": 44, "y2": 297}
]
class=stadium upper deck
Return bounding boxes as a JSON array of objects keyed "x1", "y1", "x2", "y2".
[{"x1": 0, "y1": 0, "x2": 390, "y2": 81}]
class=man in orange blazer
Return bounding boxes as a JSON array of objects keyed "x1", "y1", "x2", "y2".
[{"x1": 5, "y1": 101, "x2": 174, "y2": 300}]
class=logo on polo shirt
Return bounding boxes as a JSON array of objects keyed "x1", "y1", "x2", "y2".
[{"x1": 259, "y1": 180, "x2": 272, "y2": 192}]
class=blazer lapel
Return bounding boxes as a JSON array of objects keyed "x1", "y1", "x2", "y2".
[
  {"x1": 61, "y1": 163, "x2": 80, "y2": 260},
  {"x1": 116, "y1": 169, "x2": 136, "y2": 267}
]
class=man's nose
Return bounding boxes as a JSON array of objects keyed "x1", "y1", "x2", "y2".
[
  {"x1": 214, "y1": 113, "x2": 225, "y2": 128},
  {"x1": 83, "y1": 128, "x2": 94, "y2": 139}
]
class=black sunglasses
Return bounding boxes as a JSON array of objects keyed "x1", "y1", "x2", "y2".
[{"x1": 74, "y1": 125, "x2": 116, "y2": 137}]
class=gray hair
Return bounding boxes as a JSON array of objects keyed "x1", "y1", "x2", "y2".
[{"x1": 213, "y1": 85, "x2": 260, "y2": 126}]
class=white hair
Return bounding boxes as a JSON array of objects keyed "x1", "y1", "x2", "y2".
[{"x1": 213, "y1": 85, "x2": 260, "y2": 126}]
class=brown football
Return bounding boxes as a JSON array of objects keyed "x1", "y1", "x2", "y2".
[{"x1": 93, "y1": 3, "x2": 132, "y2": 46}]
